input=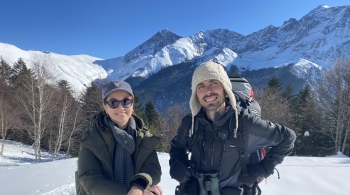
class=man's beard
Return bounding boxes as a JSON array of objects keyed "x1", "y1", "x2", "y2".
[{"x1": 202, "y1": 94, "x2": 224, "y2": 111}]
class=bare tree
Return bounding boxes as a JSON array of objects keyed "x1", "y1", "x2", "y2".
[
  {"x1": 50, "y1": 80, "x2": 83, "y2": 159},
  {"x1": 317, "y1": 59, "x2": 350, "y2": 154},
  {"x1": 342, "y1": 71, "x2": 350, "y2": 154},
  {"x1": 17, "y1": 54, "x2": 56, "y2": 162},
  {"x1": 0, "y1": 82, "x2": 15, "y2": 155},
  {"x1": 160, "y1": 105, "x2": 189, "y2": 152},
  {"x1": 52, "y1": 84, "x2": 73, "y2": 159},
  {"x1": 255, "y1": 89, "x2": 294, "y2": 129},
  {"x1": 65, "y1": 101, "x2": 82, "y2": 158},
  {"x1": 0, "y1": 57, "x2": 15, "y2": 155}
]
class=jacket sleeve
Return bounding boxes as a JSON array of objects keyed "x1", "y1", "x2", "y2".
[
  {"x1": 169, "y1": 115, "x2": 192, "y2": 181},
  {"x1": 242, "y1": 112, "x2": 296, "y2": 166},
  {"x1": 130, "y1": 148, "x2": 162, "y2": 187},
  {"x1": 77, "y1": 146, "x2": 128, "y2": 195}
]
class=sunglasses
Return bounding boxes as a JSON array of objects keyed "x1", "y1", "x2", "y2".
[{"x1": 104, "y1": 98, "x2": 134, "y2": 109}]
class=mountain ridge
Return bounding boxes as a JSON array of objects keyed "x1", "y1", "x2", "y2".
[
  {"x1": 95, "y1": 4, "x2": 349, "y2": 83},
  {"x1": 1, "y1": 4, "x2": 349, "y2": 111},
  {"x1": 0, "y1": 42, "x2": 107, "y2": 94}
]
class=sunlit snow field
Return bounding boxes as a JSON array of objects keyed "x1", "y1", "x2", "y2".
[{"x1": 0, "y1": 139, "x2": 349, "y2": 195}]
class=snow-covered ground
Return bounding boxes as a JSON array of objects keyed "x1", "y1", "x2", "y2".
[{"x1": 0, "y1": 139, "x2": 349, "y2": 195}]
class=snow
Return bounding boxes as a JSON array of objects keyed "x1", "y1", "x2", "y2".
[
  {"x1": 1, "y1": 5, "x2": 350, "y2": 93},
  {"x1": 0, "y1": 139, "x2": 349, "y2": 195},
  {"x1": 0, "y1": 42, "x2": 108, "y2": 95}
]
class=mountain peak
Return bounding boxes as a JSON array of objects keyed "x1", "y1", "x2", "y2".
[
  {"x1": 123, "y1": 29, "x2": 182, "y2": 63},
  {"x1": 280, "y1": 18, "x2": 298, "y2": 31},
  {"x1": 154, "y1": 29, "x2": 179, "y2": 39},
  {"x1": 311, "y1": 4, "x2": 331, "y2": 12},
  {"x1": 306, "y1": 4, "x2": 340, "y2": 17},
  {"x1": 320, "y1": 4, "x2": 331, "y2": 9}
]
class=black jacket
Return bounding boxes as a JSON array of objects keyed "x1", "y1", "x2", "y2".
[{"x1": 169, "y1": 104, "x2": 296, "y2": 190}]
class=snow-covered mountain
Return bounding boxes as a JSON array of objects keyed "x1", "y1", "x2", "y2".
[
  {"x1": 0, "y1": 42, "x2": 107, "y2": 95},
  {"x1": 96, "y1": 5, "x2": 350, "y2": 85},
  {"x1": 1, "y1": 4, "x2": 349, "y2": 97}
]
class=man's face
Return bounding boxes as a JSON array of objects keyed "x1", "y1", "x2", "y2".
[{"x1": 196, "y1": 79, "x2": 226, "y2": 111}]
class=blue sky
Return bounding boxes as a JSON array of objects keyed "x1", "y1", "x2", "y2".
[{"x1": 0, "y1": 0, "x2": 349, "y2": 59}]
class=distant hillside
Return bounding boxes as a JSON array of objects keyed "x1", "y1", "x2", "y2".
[
  {"x1": 127, "y1": 62, "x2": 195, "y2": 112},
  {"x1": 128, "y1": 62, "x2": 308, "y2": 113}
]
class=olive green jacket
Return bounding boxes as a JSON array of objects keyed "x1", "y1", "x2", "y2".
[{"x1": 76, "y1": 112, "x2": 162, "y2": 195}]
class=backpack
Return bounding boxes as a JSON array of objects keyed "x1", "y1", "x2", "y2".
[
  {"x1": 230, "y1": 76, "x2": 266, "y2": 194},
  {"x1": 230, "y1": 76, "x2": 261, "y2": 117}
]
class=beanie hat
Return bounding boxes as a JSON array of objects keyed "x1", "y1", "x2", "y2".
[{"x1": 189, "y1": 60, "x2": 239, "y2": 137}]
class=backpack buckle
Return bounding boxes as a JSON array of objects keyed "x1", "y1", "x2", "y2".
[{"x1": 240, "y1": 150, "x2": 245, "y2": 158}]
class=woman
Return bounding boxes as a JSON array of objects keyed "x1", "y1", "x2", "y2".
[{"x1": 76, "y1": 80, "x2": 162, "y2": 195}]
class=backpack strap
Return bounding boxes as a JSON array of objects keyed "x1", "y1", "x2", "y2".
[
  {"x1": 189, "y1": 118, "x2": 200, "y2": 150},
  {"x1": 234, "y1": 93, "x2": 249, "y2": 108},
  {"x1": 230, "y1": 108, "x2": 248, "y2": 176},
  {"x1": 235, "y1": 131, "x2": 248, "y2": 176}
]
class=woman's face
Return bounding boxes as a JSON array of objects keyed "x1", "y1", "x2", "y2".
[{"x1": 103, "y1": 90, "x2": 134, "y2": 130}]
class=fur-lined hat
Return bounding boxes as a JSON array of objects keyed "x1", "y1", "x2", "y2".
[{"x1": 189, "y1": 60, "x2": 239, "y2": 137}]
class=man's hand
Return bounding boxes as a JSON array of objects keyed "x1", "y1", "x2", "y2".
[
  {"x1": 144, "y1": 185, "x2": 163, "y2": 195},
  {"x1": 127, "y1": 185, "x2": 143, "y2": 195},
  {"x1": 238, "y1": 159, "x2": 275, "y2": 185},
  {"x1": 238, "y1": 163, "x2": 265, "y2": 185},
  {"x1": 127, "y1": 185, "x2": 163, "y2": 195},
  {"x1": 170, "y1": 160, "x2": 191, "y2": 183}
]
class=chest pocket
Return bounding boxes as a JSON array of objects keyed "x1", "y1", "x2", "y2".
[
  {"x1": 189, "y1": 118, "x2": 242, "y2": 177},
  {"x1": 219, "y1": 138, "x2": 241, "y2": 180}
]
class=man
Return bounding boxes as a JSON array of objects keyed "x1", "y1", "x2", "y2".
[{"x1": 169, "y1": 61, "x2": 296, "y2": 195}]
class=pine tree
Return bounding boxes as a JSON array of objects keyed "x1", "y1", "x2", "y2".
[
  {"x1": 80, "y1": 82, "x2": 103, "y2": 121},
  {"x1": 9, "y1": 58, "x2": 33, "y2": 88},
  {"x1": 144, "y1": 99, "x2": 159, "y2": 127},
  {"x1": 11, "y1": 58, "x2": 26, "y2": 76},
  {"x1": 58, "y1": 80, "x2": 71, "y2": 91},
  {"x1": 133, "y1": 92, "x2": 146, "y2": 121},
  {"x1": 144, "y1": 99, "x2": 161, "y2": 137},
  {"x1": 282, "y1": 82, "x2": 295, "y2": 102},
  {"x1": 0, "y1": 56, "x2": 12, "y2": 83},
  {"x1": 292, "y1": 84, "x2": 327, "y2": 156},
  {"x1": 265, "y1": 75, "x2": 282, "y2": 94},
  {"x1": 232, "y1": 69, "x2": 240, "y2": 77}
]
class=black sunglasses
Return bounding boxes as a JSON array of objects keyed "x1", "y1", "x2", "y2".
[{"x1": 104, "y1": 98, "x2": 134, "y2": 109}]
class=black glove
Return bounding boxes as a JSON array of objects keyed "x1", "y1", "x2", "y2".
[
  {"x1": 243, "y1": 182, "x2": 261, "y2": 195},
  {"x1": 252, "y1": 181, "x2": 262, "y2": 195},
  {"x1": 170, "y1": 160, "x2": 191, "y2": 183},
  {"x1": 238, "y1": 158, "x2": 275, "y2": 185},
  {"x1": 260, "y1": 158, "x2": 275, "y2": 177},
  {"x1": 221, "y1": 187, "x2": 242, "y2": 195},
  {"x1": 242, "y1": 184, "x2": 252, "y2": 195}
]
